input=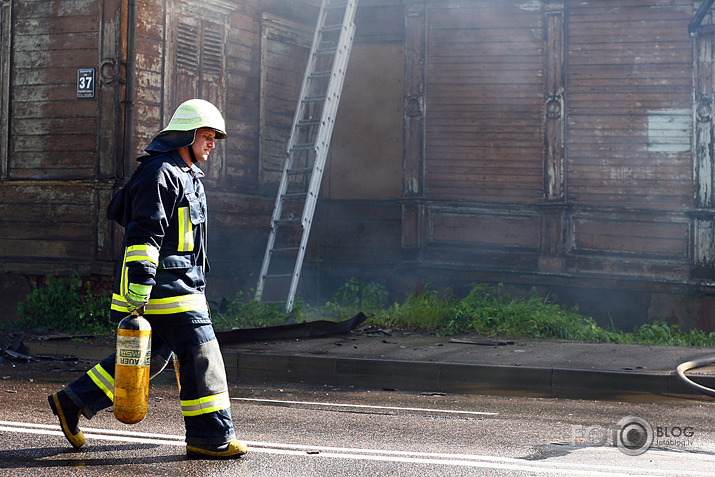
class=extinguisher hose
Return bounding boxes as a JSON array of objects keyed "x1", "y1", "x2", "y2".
[{"x1": 676, "y1": 356, "x2": 715, "y2": 398}]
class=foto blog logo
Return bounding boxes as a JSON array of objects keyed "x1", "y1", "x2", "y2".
[{"x1": 571, "y1": 416, "x2": 694, "y2": 456}]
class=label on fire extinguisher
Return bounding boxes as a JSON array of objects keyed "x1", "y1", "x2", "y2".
[{"x1": 116, "y1": 335, "x2": 151, "y2": 367}]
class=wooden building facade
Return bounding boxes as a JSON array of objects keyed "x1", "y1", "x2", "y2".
[{"x1": 1, "y1": 0, "x2": 714, "y2": 330}]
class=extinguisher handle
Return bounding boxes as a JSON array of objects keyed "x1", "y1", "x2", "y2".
[{"x1": 131, "y1": 307, "x2": 145, "y2": 316}]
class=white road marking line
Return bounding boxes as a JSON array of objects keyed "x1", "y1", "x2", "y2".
[
  {"x1": 0, "y1": 421, "x2": 183, "y2": 441},
  {"x1": 231, "y1": 397, "x2": 498, "y2": 416},
  {"x1": 245, "y1": 441, "x2": 715, "y2": 476},
  {"x1": 254, "y1": 450, "x2": 700, "y2": 477},
  {"x1": 0, "y1": 424, "x2": 185, "y2": 446},
  {"x1": 0, "y1": 421, "x2": 712, "y2": 476}
]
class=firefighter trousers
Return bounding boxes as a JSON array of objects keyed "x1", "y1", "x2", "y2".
[{"x1": 62, "y1": 320, "x2": 236, "y2": 447}]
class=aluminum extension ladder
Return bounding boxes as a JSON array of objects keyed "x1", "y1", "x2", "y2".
[{"x1": 255, "y1": 0, "x2": 358, "y2": 312}]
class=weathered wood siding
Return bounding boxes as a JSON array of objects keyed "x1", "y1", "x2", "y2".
[
  {"x1": 223, "y1": 6, "x2": 263, "y2": 193},
  {"x1": 258, "y1": 14, "x2": 311, "y2": 191},
  {"x1": 565, "y1": 1, "x2": 694, "y2": 279},
  {"x1": 410, "y1": 0, "x2": 545, "y2": 270},
  {"x1": 0, "y1": 0, "x2": 120, "y2": 278},
  {"x1": 425, "y1": 1, "x2": 545, "y2": 203},
  {"x1": 3, "y1": 0, "x2": 715, "y2": 328},
  {"x1": 0, "y1": 182, "x2": 109, "y2": 270},
  {"x1": 413, "y1": 0, "x2": 694, "y2": 278},
  {"x1": 399, "y1": 0, "x2": 706, "y2": 327},
  {"x1": 131, "y1": 0, "x2": 164, "y2": 171},
  {"x1": 11, "y1": 0, "x2": 101, "y2": 179},
  {"x1": 567, "y1": 1, "x2": 693, "y2": 209}
]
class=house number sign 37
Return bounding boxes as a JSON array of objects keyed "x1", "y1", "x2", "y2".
[{"x1": 77, "y1": 68, "x2": 95, "y2": 98}]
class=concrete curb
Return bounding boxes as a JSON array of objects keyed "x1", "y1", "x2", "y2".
[
  {"x1": 224, "y1": 352, "x2": 714, "y2": 399},
  {"x1": 21, "y1": 341, "x2": 715, "y2": 400}
]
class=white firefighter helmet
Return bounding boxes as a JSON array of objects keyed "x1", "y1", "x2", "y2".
[
  {"x1": 161, "y1": 99, "x2": 227, "y2": 139},
  {"x1": 146, "y1": 99, "x2": 226, "y2": 153}
]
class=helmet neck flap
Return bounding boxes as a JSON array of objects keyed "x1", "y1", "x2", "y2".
[{"x1": 144, "y1": 99, "x2": 227, "y2": 157}]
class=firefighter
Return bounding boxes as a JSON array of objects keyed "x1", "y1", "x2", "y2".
[{"x1": 48, "y1": 99, "x2": 247, "y2": 459}]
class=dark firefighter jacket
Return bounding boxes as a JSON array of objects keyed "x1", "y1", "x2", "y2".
[{"x1": 107, "y1": 150, "x2": 210, "y2": 323}]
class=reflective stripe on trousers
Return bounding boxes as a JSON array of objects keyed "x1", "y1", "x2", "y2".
[
  {"x1": 87, "y1": 363, "x2": 115, "y2": 402},
  {"x1": 63, "y1": 321, "x2": 236, "y2": 447},
  {"x1": 181, "y1": 391, "x2": 231, "y2": 417}
]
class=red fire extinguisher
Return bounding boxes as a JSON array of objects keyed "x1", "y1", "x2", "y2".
[{"x1": 113, "y1": 310, "x2": 152, "y2": 424}]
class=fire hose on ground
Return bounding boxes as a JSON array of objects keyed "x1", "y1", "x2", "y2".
[{"x1": 676, "y1": 356, "x2": 715, "y2": 398}]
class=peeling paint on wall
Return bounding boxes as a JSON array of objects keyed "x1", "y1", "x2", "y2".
[
  {"x1": 519, "y1": 1, "x2": 541, "y2": 11},
  {"x1": 647, "y1": 108, "x2": 691, "y2": 154}
]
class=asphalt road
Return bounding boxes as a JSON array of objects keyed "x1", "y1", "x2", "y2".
[{"x1": 1, "y1": 360, "x2": 715, "y2": 476}]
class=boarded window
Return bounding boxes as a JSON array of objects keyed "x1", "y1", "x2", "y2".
[
  {"x1": 258, "y1": 11, "x2": 403, "y2": 200},
  {"x1": 325, "y1": 42, "x2": 404, "y2": 200},
  {"x1": 166, "y1": 10, "x2": 227, "y2": 185},
  {"x1": 258, "y1": 14, "x2": 311, "y2": 193},
  {"x1": 424, "y1": 0, "x2": 545, "y2": 203},
  {"x1": 565, "y1": 1, "x2": 693, "y2": 210}
]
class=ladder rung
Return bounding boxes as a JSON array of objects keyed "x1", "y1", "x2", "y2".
[
  {"x1": 262, "y1": 273, "x2": 293, "y2": 279},
  {"x1": 290, "y1": 143, "x2": 316, "y2": 151},
  {"x1": 326, "y1": 1, "x2": 348, "y2": 8},
  {"x1": 297, "y1": 119, "x2": 321, "y2": 127},
  {"x1": 273, "y1": 218, "x2": 302, "y2": 226},
  {"x1": 321, "y1": 24, "x2": 343, "y2": 33},
  {"x1": 286, "y1": 167, "x2": 313, "y2": 175},
  {"x1": 282, "y1": 192, "x2": 308, "y2": 199},
  {"x1": 315, "y1": 47, "x2": 338, "y2": 56},
  {"x1": 319, "y1": 38, "x2": 340, "y2": 48},
  {"x1": 309, "y1": 71, "x2": 332, "y2": 79},
  {"x1": 303, "y1": 95, "x2": 326, "y2": 103},
  {"x1": 272, "y1": 246, "x2": 300, "y2": 252}
]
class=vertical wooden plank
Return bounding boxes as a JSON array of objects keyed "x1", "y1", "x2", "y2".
[
  {"x1": 0, "y1": 0, "x2": 11, "y2": 179},
  {"x1": 402, "y1": 0, "x2": 425, "y2": 260},
  {"x1": 94, "y1": 185, "x2": 115, "y2": 271},
  {"x1": 694, "y1": 17, "x2": 713, "y2": 207},
  {"x1": 198, "y1": 17, "x2": 229, "y2": 187},
  {"x1": 403, "y1": 0, "x2": 424, "y2": 199},
  {"x1": 96, "y1": 0, "x2": 122, "y2": 262},
  {"x1": 540, "y1": 0, "x2": 566, "y2": 272},
  {"x1": 692, "y1": 2, "x2": 715, "y2": 276},
  {"x1": 543, "y1": 1, "x2": 565, "y2": 201},
  {"x1": 98, "y1": 0, "x2": 121, "y2": 179}
]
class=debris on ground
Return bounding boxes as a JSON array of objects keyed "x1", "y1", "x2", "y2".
[
  {"x1": 449, "y1": 338, "x2": 515, "y2": 346},
  {"x1": 0, "y1": 331, "x2": 79, "y2": 363}
]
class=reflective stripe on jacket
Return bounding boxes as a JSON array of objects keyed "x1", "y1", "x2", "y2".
[{"x1": 108, "y1": 151, "x2": 210, "y2": 322}]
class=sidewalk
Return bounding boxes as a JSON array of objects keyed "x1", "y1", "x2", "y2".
[{"x1": 20, "y1": 328, "x2": 715, "y2": 400}]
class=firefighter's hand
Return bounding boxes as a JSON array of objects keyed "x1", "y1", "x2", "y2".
[{"x1": 125, "y1": 283, "x2": 152, "y2": 311}]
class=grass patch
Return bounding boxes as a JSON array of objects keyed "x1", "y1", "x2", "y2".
[
  {"x1": 211, "y1": 290, "x2": 288, "y2": 330},
  {"x1": 10, "y1": 271, "x2": 113, "y2": 336},
  {"x1": 214, "y1": 280, "x2": 715, "y2": 347},
  {"x1": 12, "y1": 274, "x2": 715, "y2": 348}
]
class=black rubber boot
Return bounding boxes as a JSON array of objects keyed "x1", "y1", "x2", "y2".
[{"x1": 48, "y1": 391, "x2": 86, "y2": 449}]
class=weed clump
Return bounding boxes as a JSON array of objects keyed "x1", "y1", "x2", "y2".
[
  {"x1": 15, "y1": 271, "x2": 113, "y2": 335},
  {"x1": 13, "y1": 274, "x2": 715, "y2": 347}
]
